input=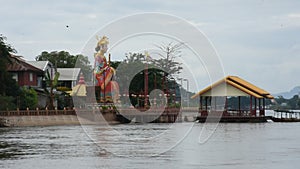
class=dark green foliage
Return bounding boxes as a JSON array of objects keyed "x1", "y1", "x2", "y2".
[
  {"x1": 289, "y1": 95, "x2": 299, "y2": 108},
  {"x1": 44, "y1": 70, "x2": 60, "y2": 110},
  {"x1": 19, "y1": 87, "x2": 38, "y2": 110},
  {"x1": 110, "y1": 61, "x2": 121, "y2": 69},
  {"x1": 0, "y1": 35, "x2": 20, "y2": 110},
  {"x1": 271, "y1": 95, "x2": 300, "y2": 110},
  {"x1": 0, "y1": 96, "x2": 16, "y2": 110},
  {"x1": 128, "y1": 68, "x2": 167, "y2": 107},
  {"x1": 56, "y1": 93, "x2": 72, "y2": 110},
  {"x1": 226, "y1": 95, "x2": 300, "y2": 110},
  {"x1": 0, "y1": 34, "x2": 16, "y2": 96},
  {"x1": 75, "y1": 54, "x2": 93, "y2": 81},
  {"x1": 115, "y1": 53, "x2": 146, "y2": 93},
  {"x1": 115, "y1": 52, "x2": 181, "y2": 108},
  {"x1": 114, "y1": 45, "x2": 185, "y2": 108},
  {"x1": 36, "y1": 51, "x2": 75, "y2": 68}
]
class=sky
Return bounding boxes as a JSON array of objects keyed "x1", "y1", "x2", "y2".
[{"x1": 1, "y1": 0, "x2": 300, "y2": 94}]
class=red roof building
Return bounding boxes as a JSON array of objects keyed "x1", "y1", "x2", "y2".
[{"x1": 6, "y1": 55, "x2": 44, "y2": 87}]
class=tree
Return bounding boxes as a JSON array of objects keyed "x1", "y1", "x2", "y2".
[
  {"x1": 289, "y1": 95, "x2": 299, "y2": 109},
  {"x1": 0, "y1": 34, "x2": 16, "y2": 96},
  {"x1": 115, "y1": 52, "x2": 181, "y2": 108},
  {"x1": 0, "y1": 35, "x2": 20, "y2": 110},
  {"x1": 44, "y1": 70, "x2": 60, "y2": 110},
  {"x1": 110, "y1": 61, "x2": 121, "y2": 70},
  {"x1": 152, "y1": 42, "x2": 184, "y2": 76},
  {"x1": 0, "y1": 96, "x2": 16, "y2": 110},
  {"x1": 19, "y1": 87, "x2": 38, "y2": 109},
  {"x1": 75, "y1": 54, "x2": 93, "y2": 81},
  {"x1": 269, "y1": 95, "x2": 300, "y2": 110},
  {"x1": 115, "y1": 53, "x2": 145, "y2": 91},
  {"x1": 35, "y1": 51, "x2": 92, "y2": 81}
]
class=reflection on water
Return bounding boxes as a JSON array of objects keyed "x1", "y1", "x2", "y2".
[{"x1": 0, "y1": 122, "x2": 300, "y2": 169}]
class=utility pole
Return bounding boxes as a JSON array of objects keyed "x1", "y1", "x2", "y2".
[{"x1": 144, "y1": 51, "x2": 150, "y2": 107}]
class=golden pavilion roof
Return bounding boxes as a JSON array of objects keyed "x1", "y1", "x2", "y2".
[{"x1": 191, "y1": 76, "x2": 274, "y2": 99}]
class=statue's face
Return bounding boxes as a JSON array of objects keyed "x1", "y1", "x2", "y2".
[{"x1": 101, "y1": 44, "x2": 108, "y2": 53}]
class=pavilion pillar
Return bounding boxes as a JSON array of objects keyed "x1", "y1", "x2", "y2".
[
  {"x1": 225, "y1": 96, "x2": 228, "y2": 116},
  {"x1": 250, "y1": 96, "x2": 253, "y2": 116},
  {"x1": 203, "y1": 96, "x2": 208, "y2": 117},
  {"x1": 200, "y1": 96, "x2": 203, "y2": 111},
  {"x1": 258, "y1": 98, "x2": 261, "y2": 117},
  {"x1": 205, "y1": 96, "x2": 208, "y2": 111},
  {"x1": 238, "y1": 96, "x2": 241, "y2": 116},
  {"x1": 254, "y1": 98, "x2": 257, "y2": 117},
  {"x1": 262, "y1": 98, "x2": 266, "y2": 116}
]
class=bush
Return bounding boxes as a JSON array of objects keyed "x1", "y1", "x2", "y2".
[
  {"x1": 0, "y1": 96, "x2": 16, "y2": 110},
  {"x1": 19, "y1": 87, "x2": 38, "y2": 110}
]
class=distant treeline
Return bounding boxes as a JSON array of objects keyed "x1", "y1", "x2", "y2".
[
  {"x1": 226, "y1": 95, "x2": 300, "y2": 110},
  {"x1": 269, "y1": 95, "x2": 300, "y2": 110}
]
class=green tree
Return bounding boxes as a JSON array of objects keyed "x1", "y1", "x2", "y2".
[
  {"x1": 115, "y1": 52, "x2": 181, "y2": 107},
  {"x1": 19, "y1": 87, "x2": 38, "y2": 110},
  {"x1": 289, "y1": 95, "x2": 299, "y2": 109},
  {"x1": 0, "y1": 34, "x2": 16, "y2": 96},
  {"x1": 44, "y1": 70, "x2": 60, "y2": 110},
  {"x1": 0, "y1": 35, "x2": 20, "y2": 110},
  {"x1": 0, "y1": 96, "x2": 16, "y2": 110},
  {"x1": 110, "y1": 61, "x2": 121, "y2": 69},
  {"x1": 35, "y1": 51, "x2": 92, "y2": 81},
  {"x1": 75, "y1": 54, "x2": 93, "y2": 81},
  {"x1": 115, "y1": 53, "x2": 145, "y2": 92}
]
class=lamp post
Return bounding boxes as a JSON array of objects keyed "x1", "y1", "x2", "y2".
[
  {"x1": 149, "y1": 71, "x2": 157, "y2": 107},
  {"x1": 183, "y1": 79, "x2": 189, "y2": 108},
  {"x1": 169, "y1": 77, "x2": 176, "y2": 105},
  {"x1": 177, "y1": 78, "x2": 183, "y2": 89}
]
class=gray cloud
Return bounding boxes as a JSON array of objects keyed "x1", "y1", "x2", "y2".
[{"x1": 1, "y1": 0, "x2": 299, "y2": 94}]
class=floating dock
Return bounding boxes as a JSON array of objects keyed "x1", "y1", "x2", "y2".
[
  {"x1": 196, "y1": 116, "x2": 272, "y2": 123},
  {"x1": 270, "y1": 109, "x2": 300, "y2": 122}
]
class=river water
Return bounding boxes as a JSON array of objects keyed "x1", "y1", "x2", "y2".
[{"x1": 0, "y1": 122, "x2": 299, "y2": 169}]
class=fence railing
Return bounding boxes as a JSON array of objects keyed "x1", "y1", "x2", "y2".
[{"x1": 0, "y1": 108, "x2": 76, "y2": 116}]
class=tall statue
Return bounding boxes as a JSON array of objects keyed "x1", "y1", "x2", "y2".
[{"x1": 94, "y1": 36, "x2": 119, "y2": 103}]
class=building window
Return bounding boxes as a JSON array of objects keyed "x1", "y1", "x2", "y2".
[
  {"x1": 12, "y1": 73, "x2": 18, "y2": 82},
  {"x1": 29, "y1": 73, "x2": 33, "y2": 82}
]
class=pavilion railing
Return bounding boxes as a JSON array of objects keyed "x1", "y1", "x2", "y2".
[{"x1": 199, "y1": 109, "x2": 265, "y2": 117}]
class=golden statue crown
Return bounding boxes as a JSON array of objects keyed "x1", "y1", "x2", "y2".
[{"x1": 96, "y1": 35, "x2": 109, "y2": 45}]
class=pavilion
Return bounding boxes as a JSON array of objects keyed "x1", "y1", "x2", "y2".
[{"x1": 191, "y1": 76, "x2": 274, "y2": 119}]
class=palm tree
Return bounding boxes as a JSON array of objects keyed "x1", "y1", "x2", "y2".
[{"x1": 44, "y1": 69, "x2": 60, "y2": 110}]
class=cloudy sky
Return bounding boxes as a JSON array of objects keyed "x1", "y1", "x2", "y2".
[{"x1": 1, "y1": 0, "x2": 300, "y2": 94}]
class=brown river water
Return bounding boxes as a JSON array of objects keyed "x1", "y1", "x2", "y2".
[{"x1": 0, "y1": 121, "x2": 299, "y2": 169}]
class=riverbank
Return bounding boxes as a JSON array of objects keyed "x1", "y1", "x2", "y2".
[
  {"x1": 0, "y1": 115, "x2": 99, "y2": 127},
  {"x1": 0, "y1": 108, "x2": 122, "y2": 127}
]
